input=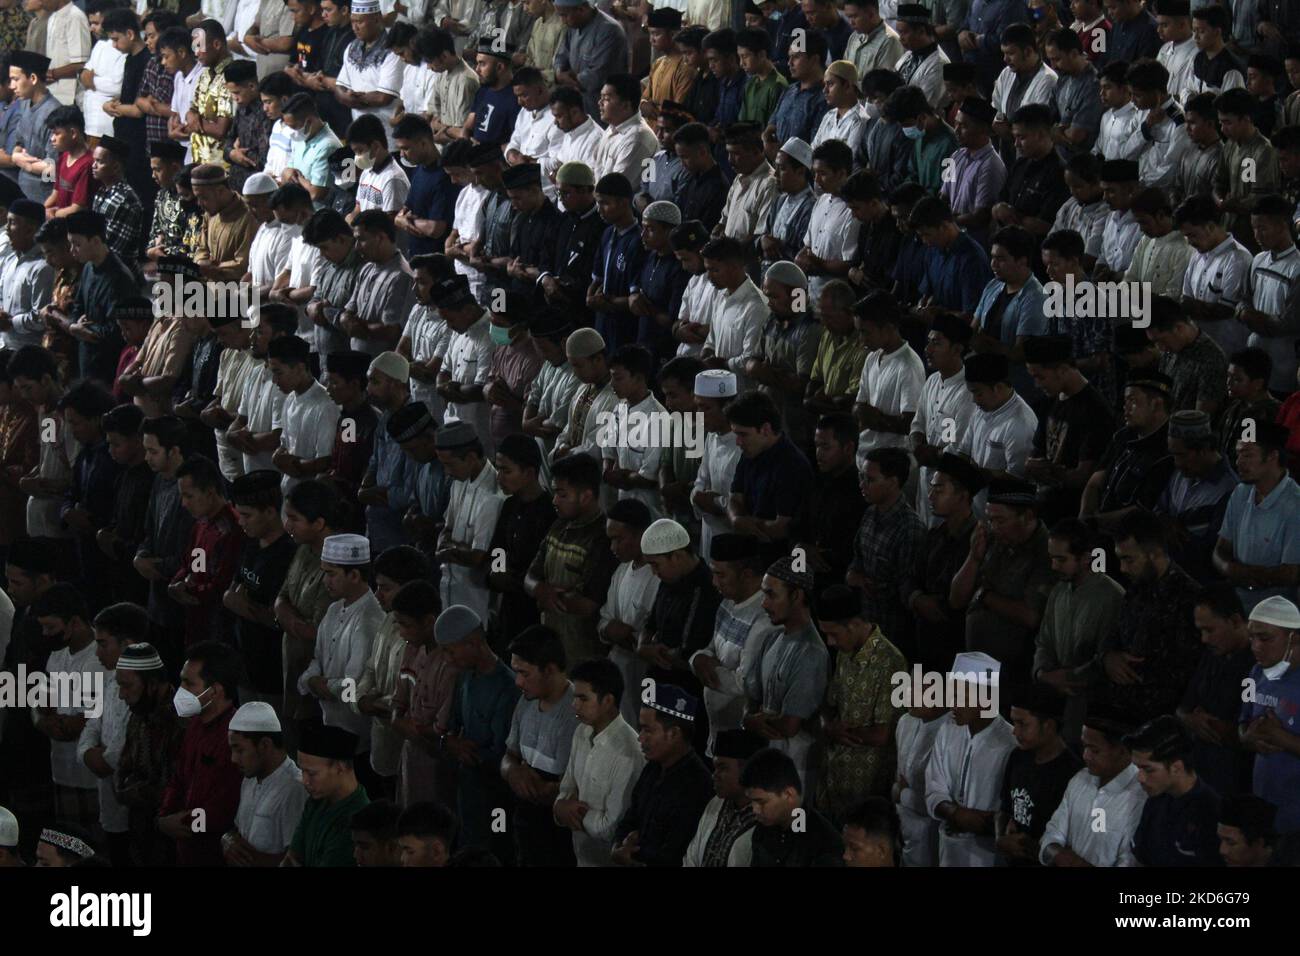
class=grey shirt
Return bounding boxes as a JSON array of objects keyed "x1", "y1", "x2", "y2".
[
  {"x1": 552, "y1": 8, "x2": 629, "y2": 118},
  {"x1": 13, "y1": 92, "x2": 61, "y2": 202},
  {"x1": 1054, "y1": 66, "x2": 1104, "y2": 160},
  {"x1": 344, "y1": 251, "x2": 415, "y2": 356},
  {"x1": 309, "y1": 245, "x2": 361, "y2": 355},
  {"x1": 745, "y1": 622, "x2": 829, "y2": 721},
  {"x1": 507, "y1": 682, "x2": 579, "y2": 778}
]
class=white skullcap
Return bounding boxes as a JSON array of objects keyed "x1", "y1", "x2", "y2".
[
  {"x1": 242, "y1": 172, "x2": 279, "y2": 196},
  {"x1": 368, "y1": 350, "x2": 410, "y2": 384},
  {"x1": 566, "y1": 327, "x2": 605, "y2": 359},
  {"x1": 643, "y1": 201, "x2": 682, "y2": 226},
  {"x1": 694, "y1": 368, "x2": 737, "y2": 398},
  {"x1": 435, "y1": 605, "x2": 482, "y2": 645},
  {"x1": 1248, "y1": 595, "x2": 1300, "y2": 629},
  {"x1": 641, "y1": 518, "x2": 691, "y2": 555},
  {"x1": 764, "y1": 260, "x2": 808, "y2": 289},
  {"x1": 779, "y1": 137, "x2": 813, "y2": 170},
  {"x1": 351, "y1": 0, "x2": 380, "y2": 12},
  {"x1": 322, "y1": 533, "x2": 371, "y2": 566},
  {"x1": 229, "y1": 701, "x2": 282, "y2": 734},
  {"x1": 950, "y1": 651, "x2": 1001, "y2": 686},
  {"x1": 0, "y1": 806, "x2": 17, "y2": 848}
]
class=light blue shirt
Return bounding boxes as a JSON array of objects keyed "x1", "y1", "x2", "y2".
[
  {"x1": 289, "y1": 123, "x2": 344, "y2": 193},
  {"x1": 974, "y1": 274, "x2": 1048, "y2": 399},
  {"x1": 1219, "y1": 475, "x2": 1300, "y2": 613}
]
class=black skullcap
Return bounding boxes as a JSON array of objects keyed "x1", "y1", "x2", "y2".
[
  {"x1": 467, "y1": 143, "x2": 504, "y2": 167},
  {"x1": 501, "y1": 162, "x2": 542, "y2": 190},
  {"x1": 896, "y1": 3, "x2": 932, "y2": 22},
  {"x1": 7, "y1": 198, "x2": 46, "y2": 224},
  {"x1": 1021, "y1": 334, "x2": 1073, "y2": 366},
  {"x1": 670, "y1": 219, "x2": 711, "y2": 252},
  {"x1": 708, "y1": 533, "x2": 760, "y2": 563},
  {"x1": 207, "y1": 312, "x2": 243, "y2": 329},
  {"x1": 1155, "y1": 0, "x2": 1190, "y2": 15},
  {"x1": 477, "y1": 37, "x2": 516, "y2": 59},
  {"x1": 765, "y1": 554, "x2": 813, "y2": 593},
  {"x1": 647, "y1": 6, "x2": 683, "y2": 28},
  {"x1": 816, "y1": 584, "x2": 863, "y2": 622},
  {"x1": 230, "y1": 469, "x2": 282, "y2": 498},
  {"x1": 986, "y1": 477, "x2": 1038, "y2": 508},
  {"x1": 1125, "y1": 370, "x2": 1174, "y2": 397},
  {"x1": 963, "y1": 352, "x2": 1010, "y2": 385},
  {"x1": 387, "y1": 401, "x2": 435, "y2": 442},
  {"x1": 595, "y1": 173, "x2": 634, "y2": 198},
  {"x1": 497, "y1": 432, "x2": 542, "y2": 469},
  {"x1": 1100, "y1": 158, "x2": 1140, "y2": 182},
  {"x1": 298, "y1": 722, "x2": 358, "y2": 760},
  {"x1": 1218, "y1": 794, "x2": 1277, "y2": 834},
  {"x1": 931, "y1": 312, "x2": 973, "y2": 347},
  {"x1": 935, "y1": 452, "x2": 985, "y2": 495},
  {"x1": 1249, "y1": 420, "x2": 1291, "y2": 450},
  {"x1": 109, "y1": 296, "x2": 155, "y2": 324},
  {"x1": 957, "y1": 97, "x2": 995, "y2": 125},
  {"x1": 430, "y1": 275, "x2": 474, "y2": 307},
  {"x1": 97, "y1": 135, "x2": 130, "y2": 161},
  {"x1": 149, "y1": 140, "x2": 186, "y2": 162},
  {"x1": 713, "y1": 728, "x2": 767, "y2": 760},
  {"x1": 527, "y1": 307, "x2": 574, "y2": 340}
]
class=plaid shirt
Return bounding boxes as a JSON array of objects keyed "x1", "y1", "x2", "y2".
[
  {"x1": 850, "y1": 497, "x2": 926, "y2": 650},
  {"x1": 92, "y1": 180, "x2": 145, "y2": 261},
  {"x1": 139, "y1": 53, "x2": 174, "y2": 145}
]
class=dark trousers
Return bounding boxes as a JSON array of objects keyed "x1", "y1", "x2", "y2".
[{"x1": 513, "y1": 797, "x2": 575, "y2": 867}]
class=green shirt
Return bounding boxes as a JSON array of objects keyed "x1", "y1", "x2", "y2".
[
  {"x1": 290, "y1": 784, "x2": 369, "y2": 867},
  {"x1": 914, "y1": 124, "x2": 958, "y2": 195},
  {"x1": 809, "y1": 329, "x2": 867, "y2": 400},
  {"x1": 740, "y1": 70, "x2": 789, "y2": 126}
]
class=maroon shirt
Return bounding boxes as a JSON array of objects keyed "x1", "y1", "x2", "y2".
[
  {"x1": 172, "y1": 502, "x2": 244, "y2": 645},
  {"x1": 159, "y1": 703, "x2": 243, "y2": 866}
]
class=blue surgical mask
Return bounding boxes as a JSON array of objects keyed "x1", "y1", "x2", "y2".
[
  {"x1": 902, "y1": 125, "x2": 925, "y2": 140},
  {"x1": 489, "y1": 323, "x2": 513, "y2": 346}
]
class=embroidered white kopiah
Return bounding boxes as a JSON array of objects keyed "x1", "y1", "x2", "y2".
[
  {"x1": 889, "y1": 665, "x2": 1000, "y2": 718},
  {"x1": 1042, "y1": 275, "x2": 1152, "y2": 328},
  {"x1": 151, "y1": 274, "x2": 263, "y2": 326},
  {"x1": 49, "y1": 886, "x2": 152, "y2": 937},
  {"x1": 0, "y1": 666, "x2": 103, "y2": 719},
  {"x1": 593, "y1": 407, "x2": 707, "y2": 459}
]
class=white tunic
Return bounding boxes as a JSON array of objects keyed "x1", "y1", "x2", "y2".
[
  {"x1": 1098, "y1": 209, "x2": 1142, "y2": 274},
  {"x1": 991, "y1": 63, "x2": 1058, "y2": 122},
  {"x1": 428, "y1": 58, "x2": 479, "y2": 128},
  {"x1": 1039, "y1": 763, "x2": 1147, "y2": 866},
  {"x1": 676, "y1": 272, "x2": 723, "y2": 358},
  {"x1": 910, "y1": 367, "x2": 976, "y2": 526},
  {"x1": 1182, "y1": 234, "x2": 1253, "y2": 356},
  {"x1": 855, "y1": 341, "x2": 926, "y2": 468},
  {"x1": 803, "y1": 193, "x2": 861, "y2": 301},
  {"x1": 400, "y1": 61, "x2": 437, "y2": 115},
  {"x1": 442, "y1": 310, "x2": 496, "y2": 454},
  {"x1": 507, "y1": 105, "x2": 562, "y2": 167},
  {"x1": 0, "y1": 246, "x2": 54, "y2": 350},
  {"x1": 273, "y1": 380, "x2": 341, "y2": 494},
  {"x1": 957, "y1": 392, "x2": 1039, "y2": 514},
  {"x1": 297, "y1": 590, "x2": 386, "y2": 745},
  {"x1": 287, "y1": 235, "x2": 322, "y2": 350},
  {"x1": 592, "y1": 113, "x2": 659, "y2": 189},
  {"x1": 44, "y1": 642, "x2": 104, "y2": 790},
  {"x1": 214, "y1": 348, "x2": 260, "y2": 480},
  {"x1": 1094, "y1": 103, "x2": 1143, "y2": 161},
  {"x1": 237, "y1": 363, "x2": 286, "y2": 474},
  {"x1": 597, "y1": 560, "x2": 660, "y2": 727},
  {"x1": 543, "y1": 117, "x2": 603, "y2": 198},
  {"x1": 703, "y1": 277, "x2": 768, "y2": 393},
  {"x1": 81, "y1": 40, "x2": 126, "y2": 137},
  {"x1": 452, "y1": 183, "x2": 490, "y2": 301},
  {"x1": 1159, "y1": 37, "x2": 1198, "y2": 105},
  {"x1": 555, "y1": 715, "x2": 646, "y2": 866},
  {"x1": 600, "y1": 392, "x2": 668, "y2": 517},
  {"x1": 336, "y1": 45, "x2": 406, "y2": 139},
  {"x1": 27, "y1": 407, "x2": 78, "y2": 539},
  {"x1": 527, "y1": 360, "x2": 581, "y2": 473},
  {"x1": 719, "y1": 162, "x2": 779, "y2": 242},
  {"x1": 439, "y1": 460, "x2": 505, "y2": 621},
  {"x1": 405, "y1": 303, "x2": 452, "y2": 419},
  {"x1": 923, "y1": 713, "x2": 1016, "y2": 867},
  {"x1": 75, "y1": 668, "x2": 130, "y2": 832},
  {"x1": 249, "y1": 220, "x2": 299, "y2": 287},
  {"x1": 1246, "y1": 245, "x2": 1300, "y2": 393},
  {"x1": 235, "y1": 757, "x2": 307, "y2": 854},
  {"x1": 812, "y1": 105, "x2": 868, "y2": 149},
  {"x1": 691, "y1": 429, "x2": 741, "y2": 558},
  {"x1": 896, "y1": 710, "x2": 947, "y2": 867}
]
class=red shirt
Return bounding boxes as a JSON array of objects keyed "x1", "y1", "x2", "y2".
[
  {"x1": 173, "y1": 502, "x2": 245, "y2": 644},
  {"x1": 113, "y1": 345, "x2": 139, "y2": 405},
  {"x1": 159, "y1": 703, "x2": 243, "y2": 866},
  {"x1": 54, "y1": 150, "x2": 95, "y2": 211},
  {"x1": 1279, "y1": 393, "x2": 1300, "y2": 481}
]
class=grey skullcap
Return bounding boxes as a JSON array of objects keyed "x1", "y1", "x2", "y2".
[
  {"x1": 1168, "y1": 409, "x2": 1212, "y2": 441},
  {"x1": 643, "y1": 201, "x2": 682, "y2": 226},
  {"x1": 566, "y1": 327, "x2": 606, "y2": 359},
  {"x1": 434, "y1": 605, "x2": 483, "y2": 645},
  {"x1": 434, "y1": 419, "x2": 479, "y2": 449},
  {"x1": 764, "y1": 260, "x2": 808, "y2": 289}
]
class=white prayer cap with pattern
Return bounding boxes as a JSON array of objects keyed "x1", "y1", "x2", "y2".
[
  {"x1": 641, "y1": 518, "x2": 691, "y2": 555},
  {"x1": 694, "y1": 369, "x2": 737, "y2": 398},
  {"x1": 230, "y1": 701, "x2": 282, "y2": 734},
  {"x1": 322, "y1": 533, "x2": 371, "y2": 566}
]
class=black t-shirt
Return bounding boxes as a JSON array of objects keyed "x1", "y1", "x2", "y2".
[
  {"x1": 1179, "y1": 644, "x2": 1257, "y2": 798},
  {"x1": 1002, "y1": 153, "x2": 1069, "y2": 224},
  {"x1": 234, "y1": 532, "x2": 299, "y2": 693},
  {"x1": 1132, "y1": 778, "x2": 1223, "y2": 867},
  {"x1": 999, "y1": 745, "x2": 1084, "y2": 866},
  {"x1": 294, "y1": 23, "x2": 330, "y2": 73}
]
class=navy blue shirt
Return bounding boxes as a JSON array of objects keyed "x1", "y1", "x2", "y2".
[
  {"x1": 732, "y1": 434, "x2": 814, "y2": 522},
  {"x1": 592, "y1": 222, "x2": 645, "y2": 353},
  {"x1": 821, "y1": 14, "x2": 853, "y2": 61},
  {"x1": 892, "y1": 234, "x2": 928, "y2": 304},
  {"x1": 629, "y1": 249, "x2": 688, "y2": 358},
  {"x1": 1105, "y1": 10, "x2": 1161, "y2": 66},
  {"x1": 773, "y1": 6, "x2": 809, "y2": 75},
  {"x1": 471, "y1": 83, "x2": 522, "y2": 145},
  {"x1": 402, "y1": 162, "x2": 461, "y2": 257},
  {"x1": 919, "y1": 231, "x2": 993, "y2": 314},
  {"x1": 770, "y1": 82, "x2": 830, "y2": 146},
  {"x1": 1131, "y1": 778, "x2": 1222, "y2": 868}
]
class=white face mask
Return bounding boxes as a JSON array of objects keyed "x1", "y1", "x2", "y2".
[
  {"x1": 352, "y1": 149, "x2": 374, "y2": 172},
  {"x1": 1262, "y1": 636, "x2": 1295, "y2": 680},
  {"x1": 863, "y1": 101, "x2": 881, "y2": 120},
  {"x1": 289, "y1": 125, "x2": 307, "y2": 143},
  {"x1": 173, "y1": 685, "x2": 208, "y2": 718}
]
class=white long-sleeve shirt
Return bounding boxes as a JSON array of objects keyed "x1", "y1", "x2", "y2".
[
  {"x1": 909, "y1": 367, "x2": 975, "y2": 527},
  {"x1": 924, "y1": 714, "x2": 1016, "y2": 867},
  {"x1": 691, "y1": 430, "x2": 741, "y2": 559},
  {"x1": 1039, "y1": 763, "x2": 1147, "y2": 867},
  {"x1": 235, "y1": 756, "x2": 307, "y2": 854},
  {"x1": 439, "y1": 460, "x2": 505, "y2": 622},
  {"x1": 555, "y1": 714, "x2": 646, "y2": 866},
  {"x1": 689, "y1": 589, "x2": 779, "y2": 755},
  {"x1": 297, "y1": 590, "x2": 385, "y2": 745},
  {"x1": 703, "y1": 278, "x2": 768, "y2": 395},
  {"x1": 598, "y1": 560, "x2": 660, "y2": 728},
  {"x1": 76, "y1": 668, "x2": 129, "y2": 832},
  {"x1": 896, "y1": 710, "x2": 948, "y2": 867}
]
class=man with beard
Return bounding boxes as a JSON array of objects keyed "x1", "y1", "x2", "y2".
[
  {"x1": 683, "y1": 728, "x2": 765, "y2": 866},
  {"x1": 1093, "y1": 510, "x2": 1202, "y2": 725},
  {"x1": 611, "y1": 683, "x2": 713, "y2": 867},
  {"x1": 223, "y1": 702, "x2": 306, "y2": 867}
]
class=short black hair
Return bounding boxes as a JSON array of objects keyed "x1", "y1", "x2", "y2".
[
  {"x1": 1011, "y1": 103, "x2": 1055, "y2": 130},
  {"x1": 815, "y1": 413, "x2": 858, "y2": 448},
  {"x1": 102, "y1": 402, "x2": 144, "y2": 438},
  {"x1": 1123, "y1": 715, "x2": 1196, "y2": 771},
  {"x1": 864, "y1": 447, "x2": 910, "y2": 486},
  {"x1": 602, "y1": 73, "x2": 641, "y2": 107},
  {"x1": 396, "y1": 800, "x2": 458, "y2": 844},
  {"x1": 140, "y1": 414, "x2": 189, "y2": 454},
  {"x1": 609, "y1": 344, "x2": 655, "y2": 382},
  {"x1": 352, "y1": 208, "x2": 396, "y2": 241},
  {"x1": 32, "y1": 582, "x2": 90, "y2": 624},
  {"x1": 350, "y1": 798, "x2": 401, "y2": 837},
  {"x1": 1193, "y1": 582, "x2": 1245, "y2": 621},
  {"x1": 393, "y1": 113, "x2": 434, "y2": 141},
  {"x1": 373, "y1": 545, "x2": 432, "y2": 584},
  {"x1": 185, "y1": 639, "x2": 244, "y2": 704},
  {"x1": 347, "y1": 113, "x2": 388, "y2": 148},
  {"x1": 550, "y1": 452, "x2": 602, "y2": 494},
  {"x1": 570, "y1": 658, "x2": 624, "y2": 706},
  {"x1": 991, "y1": 225, "x2": 1039, "y2": 265},
  {"x1": 92, "y1": 601, "x2": 151, "y2": 643},
  {"x1": 724, "y1": 391, "x2": 782, "y2": 432},
  {"x1": 508, "y1": 625, "x2": 567, "y2": 672},
  {"x1": 1041, "y1": 229, "x2": 1085, "y2": 260},
  {"x1": 1229, "y1": 346, "x2": 1272, "y2": 384},
  {"x1": 175, "y1": 454, "x2": 226, "y2": 495},
  {"x1": 56, "y1": 380, "x2": 116, "y2": 420},
  {"x1": 390, "y1": 579, "x2": 441, "y2": 618},
  {"x1": 740, "y1": 747, "x2": 802, "y2": 795}
]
